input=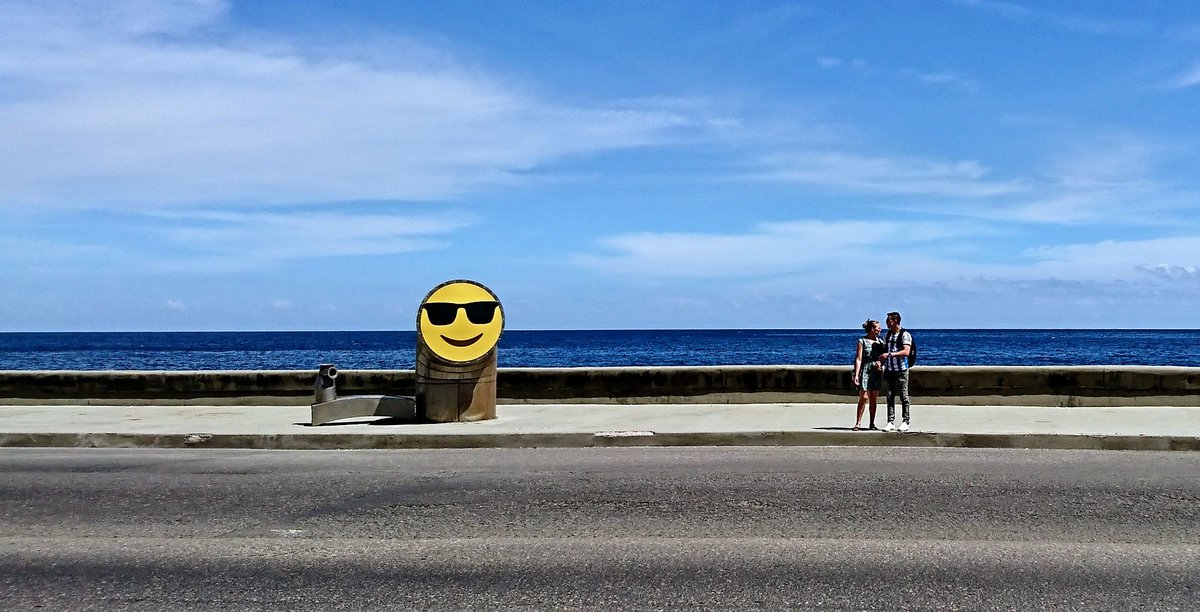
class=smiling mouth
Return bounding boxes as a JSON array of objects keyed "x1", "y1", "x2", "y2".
[{"x1": 441, "y1": 333, "x2": 483, "y2": 347}]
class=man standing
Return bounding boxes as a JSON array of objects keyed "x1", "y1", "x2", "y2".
[{"x1": 879, "y1": 311, "x2": 913, "y2": 432}]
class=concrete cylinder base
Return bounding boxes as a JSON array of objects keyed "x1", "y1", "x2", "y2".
[{"x1": 415, "y1": 348, "x2": 497, "y2": 422}]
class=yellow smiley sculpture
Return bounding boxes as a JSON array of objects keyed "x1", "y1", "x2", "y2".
[{"x1": 417, "y1": 280, "x2": 504, "y2": 364}]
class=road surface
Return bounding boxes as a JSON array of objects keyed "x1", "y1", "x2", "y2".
[{"x1": 2, "y1": 447, "x2": 1197, "y2": 610}]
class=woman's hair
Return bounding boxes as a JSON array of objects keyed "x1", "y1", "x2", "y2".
[{"x1": 862, "y1": 319, "x2": 879, "y2": 332}]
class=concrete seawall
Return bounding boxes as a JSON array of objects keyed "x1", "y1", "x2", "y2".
[{"x1": 0, "y1": 366, "x2": 1197, "y2": 407}]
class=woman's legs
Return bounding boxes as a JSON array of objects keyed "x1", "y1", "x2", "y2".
[
  {"x1": 855, "y1": 391, "x2": 868, "y2": 429},
  {"x1": 867, "y1": 391, "x2": 879, "y2": 428}
]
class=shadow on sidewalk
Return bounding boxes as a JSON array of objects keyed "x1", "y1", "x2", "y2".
[
  {"x1": 815, "y1": 426, "x2": 883, "y2": 432},
  {"x1": 294, "y1": 416, "x2": 430, "y2": 427}
]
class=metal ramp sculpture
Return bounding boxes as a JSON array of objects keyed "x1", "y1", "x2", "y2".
[{"x1": 309, "y1": 364, "x2": 417, "y2": 426}]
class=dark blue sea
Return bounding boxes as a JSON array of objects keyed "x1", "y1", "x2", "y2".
[{"x1": 0, "y1": 330, "x2": 1192, "y2": 370}]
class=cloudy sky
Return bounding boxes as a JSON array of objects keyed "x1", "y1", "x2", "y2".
[{"x1": 2, "y1": 0, "x2": 1198, "y2": 330}]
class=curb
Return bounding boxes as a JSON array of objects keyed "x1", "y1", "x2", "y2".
[{"x1": 2, "y1": 431, "x2": 1198, "y2": 451}]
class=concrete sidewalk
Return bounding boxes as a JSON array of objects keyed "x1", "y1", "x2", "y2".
[{"x1": 1, "y1": 402, "x2": 1198, "y2": 451}]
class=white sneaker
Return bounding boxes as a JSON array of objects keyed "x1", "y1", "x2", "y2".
[
  {"x1": 898, "y1": 421, "x2": 910, "y2": 432},
  {"x1": 883, "y1": 422, "x2": 897, "y2": 432}
]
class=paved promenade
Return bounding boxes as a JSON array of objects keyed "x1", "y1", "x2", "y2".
[{"x1": 1, "y1": 402, "x2": 1197, "y2": 451}]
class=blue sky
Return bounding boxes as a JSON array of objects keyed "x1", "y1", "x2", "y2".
[{"x1": 2, "y1": 0, "x2": 1199, "y2": 331}]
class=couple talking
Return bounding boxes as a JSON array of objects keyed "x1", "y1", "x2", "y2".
[{"x1": 852, "y1": 311, "x2": 913, "y2": 432}]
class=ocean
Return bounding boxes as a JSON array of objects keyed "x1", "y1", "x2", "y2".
[{"x1": 0, "y1": 329, "x2": 1192, "y2": 370}]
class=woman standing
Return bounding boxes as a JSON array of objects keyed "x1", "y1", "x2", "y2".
[{"x1": 852, "y1": 319, "x2": 884, "y2": 431}]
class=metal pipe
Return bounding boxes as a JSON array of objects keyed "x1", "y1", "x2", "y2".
[{"x1": 314, "y1": 364, "x2": 338, "y2": 404}]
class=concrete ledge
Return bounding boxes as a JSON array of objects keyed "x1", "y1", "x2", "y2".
[
  {"x1": 2, "y1": 430, "x2": 1196, "y2": 451},
  {"x1": 1, "y1": 365, "x2": 1198, "y2": 406},
  {"x1": 0, "y1": 370, "x2": 415, "y2": 405}
]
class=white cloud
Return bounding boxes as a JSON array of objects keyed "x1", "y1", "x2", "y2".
[
  {"x1": 839, "y1": 133, "x2": 1200, "y2": 226},
  {"x1": 562, "y1": 227, "x2": 1200, "y2": 329},
  {"x1": 574, "y1": 216, "x2": 1200, "y2": 305},
  {"x1": 144, "y1": 209, "x2": 474, "y2": 270},
  {"x1": 0, "y1": 0, "x2": 715, "y2": 208},
  {"x1": 815, "y1": 56, "x2": 871, "y2": 72},
  {"x1": 0, "y1": 206, "x2": 472, "y2": 273},
  {"x1": 950, "y1": 0, "x2": 1151, "y2": 36},
  {"x1": 1169, "y1": 62, "x2": 1200, "y2": 89},
  {"x1": 165, "y1": 299, "x2": 187, "y2": 311},
  {"x1": 747, "y1": 152, "x2": 1025, "y2": 198},
  {"x1": 1168, "y1": 24, "x2": 1200, "y2": 42},
  {"x1": 1003, "y1": 135, "x2": 1195, "y2": 224},
  {"x1": 1136, "y1": 263, "x2": 1197, "y2": 281},
  {"x1": 1018, "y1": 236, "x2": 1200, "y2": 282},
  {"x1": 0, "y1": 0, "x2": 228, "y2": 41},
  {"x1": 904, "y1": 69, "x2": 982, "y2": 93},
  {"x1": 574, "y1": 220, "x2": 970, "y2": 278},
  {"x1": 817, "y1": 54, "x2": 980, "y2": 92},
  {"x1": 722, "y1": 3, "x2": 815, "y2": 40}
]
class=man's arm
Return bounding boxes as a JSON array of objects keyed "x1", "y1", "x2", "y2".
[{"x1": 880, "y1": 333, "x2": 911, "y2": 361}]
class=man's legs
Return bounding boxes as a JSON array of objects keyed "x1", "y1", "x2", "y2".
[
  {"x1": 884, "y1": 371, "x2": 897, "y2": 424},
  {"x1": 897, "y1": 369, "x2": 911, "y2": 424}
]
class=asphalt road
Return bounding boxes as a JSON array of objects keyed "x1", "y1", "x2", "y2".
[{"x1": 1, "y1": 447, "x2": 1197, "y2": 611}]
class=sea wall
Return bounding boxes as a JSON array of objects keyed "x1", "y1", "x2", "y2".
[{"x1": 0, "y1": 366, "x2": 1197, "y2": 407}]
